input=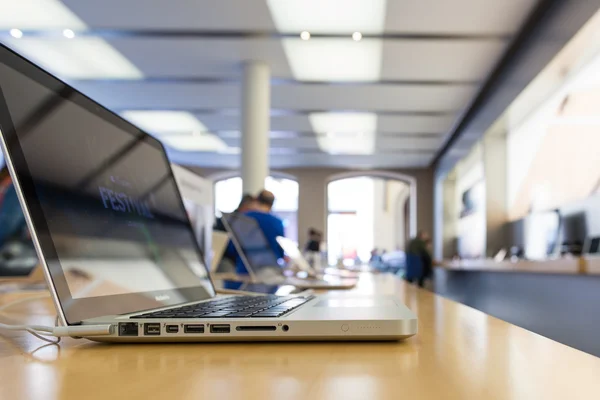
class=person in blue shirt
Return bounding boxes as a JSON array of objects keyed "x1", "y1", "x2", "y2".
[
  {"x1": 234, "y1": 190, "x2": 285, "y2": 275},
  {"x1": 0, "y1": 167, "x2": 27, "y2": 246}
]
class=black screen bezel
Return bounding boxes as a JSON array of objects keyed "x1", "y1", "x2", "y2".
[{"x1": 0, "y1": 44, "x2": 216, "y2": 324}]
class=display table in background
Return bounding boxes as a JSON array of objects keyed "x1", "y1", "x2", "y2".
[{"x1": 437, "y1": 257, "x2": 583, "y2": 274}]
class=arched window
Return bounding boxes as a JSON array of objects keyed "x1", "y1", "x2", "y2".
[
  {"x1": 214, "y1": 175, "x2": 299, "y2": 242},
  {"x1": 326, "y1": 173, "x2": 415, "y2": 267}
]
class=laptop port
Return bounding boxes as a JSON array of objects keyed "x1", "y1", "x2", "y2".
[
  {"x1": 210, "y1": 324, "x2": 231, "y2": 334},
  {"x1": 118, "y1": 322, "x2": 139, "y2": 337},
  {"x1": 166, "y1": 325, "x2": 179, "y2": 334},
  {"x1": 144, "y1": 323, "x2": 161, "y2": 336},
  {"x1": 236, "y1": 326, "x2": 276, "y2": 331},
  {"x1": 184, "y1": 324, "x2": 205, "y2": 334}
]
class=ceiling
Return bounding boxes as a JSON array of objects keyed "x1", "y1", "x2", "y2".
[{"x1": 0, "y1": 0, "x2": 541, "y2": 169}]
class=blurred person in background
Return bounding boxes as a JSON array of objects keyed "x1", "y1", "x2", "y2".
[
  {"x1": 233, "y1": 190, "x2": 285, "y2": 275},
  {"x1": 405, "y1": 230, "x2": 431, "y2": 288},
  {"x1": 0, "y1": 166, "x2": 37, "y2": 276},
  {"x1": 214, "y1": 194, "x2": 255, "y2": 273},
  {"x1": 304, "y1": 228, "x2": 322, "y2": 268},
  {"x1": 0, "y1": 167, "x2": 25, "y2": 243},
  {"x1": 214, "y1": 194, "x2": 255, "y2": 232}
]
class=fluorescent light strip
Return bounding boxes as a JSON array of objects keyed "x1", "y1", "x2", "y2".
[
  {"x1": 0, "y1": 0, "x2": 86, "y2": 30},
  {"x1": 161, "y1": 134, "x2": 228, "y2": 152},
  {"x1": 310, "y1": 112, "x2": 377, "y2": 133},
  {"x1": 310, "y1": 112, "x2": 377, "y2": 154},
  {"x1": 122, "y1": 111, "x2": 207, "y2": 135},
  {"x1": 267, "y1": 0, "x2": 387, "y2": 34},
  {"x1": 268, "y1": 0, "x2": 386, "y2": 82},
  {"x1": 316, "y1": 133, "x2": 375, "y2": 155},
  {"x1": 121, "y1": 110, "x2": 230, "y2": 152},
  {"x1": 4, "y1": 37, "x2": 142, "y2": 79},
  {"x1": 281, "y1": 38, "x2": 383, "y2": 82},
  {"x1": 268, "y1": 0, "x2": 386, "y2": 152},
  {"x1": 0, "y1": 0, "x2": 141, "y2": 79}
]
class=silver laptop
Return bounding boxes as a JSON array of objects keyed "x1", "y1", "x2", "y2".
[
  {"x1": 0, "y1": 43, "x2": 417, "y2": 342},
  {"x1": 276, "y1": 236, "x2": 360, "y2": 279},
  {"x1": 222, "y1": 213, "x2": 358, "y2": 289},
  {"x1": 210, "y1": 231, "x2": 230, "y2": 272}
]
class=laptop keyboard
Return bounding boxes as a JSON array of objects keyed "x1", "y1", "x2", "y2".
[{"x1": 130, "y1": 295, "x2": 314, "y2": 319}]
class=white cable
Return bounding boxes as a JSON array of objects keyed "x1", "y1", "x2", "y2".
[{"x1": 0, "y1": 294, "x2": 112, "y2": 343}]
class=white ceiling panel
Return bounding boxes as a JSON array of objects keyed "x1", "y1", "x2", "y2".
[
  {"x1": 221, "y1": 136, "x2": 442, "y2": 150},
  {"x1": 3, "y1": 0, "x2": 543, "y2": 169},
  {"x1": 108, "y1": 38, "x2": 292, "y2": 78},
  {"x1": 377, "y1": 115, "x2": 457, "y2": 133},
  {"x1": 198, "y1": 115, "x2": 454, "y2": 135},
  {"x1": 109, "y1": 37, "x2": 508, "y2": 81},
  {"x1": 196, "y1": 115, "x2": 313, "y2": 132},
  {"x1": 70, "y1": 81, "x2": 239, "y2": 109},
  {"x1": 376, "y1": 137, "x2": 443, "y2": 150},
  {"x1": 381, "y1": 39, "x2": 508, "y2": 81},
  {"x1": 384, "y1": 0, "x2": 540, "y2": 34},
  {"x1": 272, "y1": 84, "x2": 476, "y2": 112},
  {"x1": 170, "y1": 150, "x2": 433, "y2": 169},
  {"x1": 62, "y1": 0, "x2": 275, "y2": 30},
  {"x1": 71, "y1": 82, "x2": 475, "y2": 112}
]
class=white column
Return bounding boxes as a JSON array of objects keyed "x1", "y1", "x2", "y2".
[
  {"x1": 483, "y1": 127, "x2": 508, "y2": 257},
  {"x1": 241, "y1": 61, "x2": 270, "y2": 195}
]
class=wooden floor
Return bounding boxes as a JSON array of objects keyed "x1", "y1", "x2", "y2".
[{"x1": 1, "y1": 274, "x2": 600, "y2": 400}]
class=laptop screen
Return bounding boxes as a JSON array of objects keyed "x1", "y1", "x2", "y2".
[
  {"x1": 0, "y1": 45, "x2": 215, "y2": 322},
  {"x1": 222, "y1": 213, "x2": 281, "y2": 274}
]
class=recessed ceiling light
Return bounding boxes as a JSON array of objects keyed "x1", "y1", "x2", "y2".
[
  {"x1": 9, "y1": 28, "x2": 22, "y2": 39},
  {"x1": 62, "y1": 29, "x2": 75, "y2": 39},
  {"x1": 300, "y1": 31, "x2": 311, "y2": 40},
  {"x1": 5, "y1": 37, "x2": 143, "y2": 79},
  {"x1": 121, "y1": 111, "x2": 206, "y2": 135},
  {"x1": 352, "y1": 32, "x2": 362, "y2": 41}
]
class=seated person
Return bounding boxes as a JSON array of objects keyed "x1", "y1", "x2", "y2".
[
  {"x1": 214, "y1": 194, "x2": 255, "y2": 232},
  {"x1": 214, "y1": 194, "x2": 255, "y2": 273},
  {"x1": 0, "y1": 166, "x2": 37, "y2": 277},
  {"x1": 233, "y1": 190, "x2": 285, "y2": 275}
]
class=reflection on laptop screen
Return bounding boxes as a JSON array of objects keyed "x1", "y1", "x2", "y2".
[
  {"x1": 0, "y1": 59, "x2": 211, "y2": 299},
  {"x1": 224, "y1": 214, "x2": 280, "y2": 272}
]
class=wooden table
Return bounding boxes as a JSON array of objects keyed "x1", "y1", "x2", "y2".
[{"x1": 1, "y1": 274, "x2": 600, "y2": 400}]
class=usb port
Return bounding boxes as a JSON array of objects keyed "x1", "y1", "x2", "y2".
[
  {"x1": 118, "y1": 322, "x2": 139, "y2": 337},
  {"x1": 166, "y1": 325, "x2": 179, "y2": 334},
  {"x1": 184, "y1": 324, "x2": 205, "y2": 334},
  {"x1": 210, "y1": 324, "x2": 230, "y2": 334},
  {"x1": 144, "y1": 323, "x2": 161, "y2": 336}
]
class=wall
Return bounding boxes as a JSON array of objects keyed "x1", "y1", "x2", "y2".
[
  {"x1": 441, "y1": 173, "x2": 457, "y2": 258},
  {"x1": 372, "y1": 180, "x2": 409, "y2": 252},
  {"x1": 190, "y1": 166, "x2": 434, "y2": 248},
  {"x1": 453, "y1": 145, "x2": 486, "y2": 258},
  {"x1": 483, "y1": 126, "x2": 509, "y2": 256}
]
